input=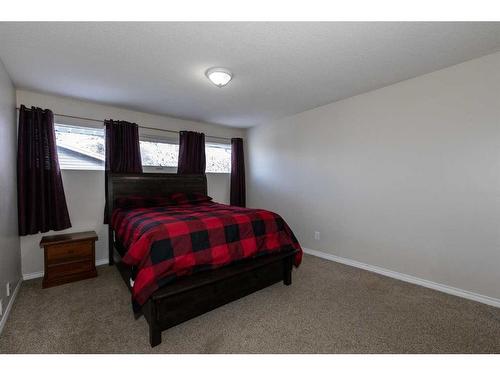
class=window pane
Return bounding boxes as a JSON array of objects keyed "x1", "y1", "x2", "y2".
[
  {"x1": 140, "y1": 140, "x2": 179, "y2": 167},
  {"x1": 54, "y1": 124, "x2": 105, "y2": 170},
  {"x1": 206, "y1": 143, "x2": 231, "y2": 173}
]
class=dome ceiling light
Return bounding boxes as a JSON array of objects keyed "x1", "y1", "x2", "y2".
[{"x1": 205, "y1": 67, "x2": 232, "y2": 87}]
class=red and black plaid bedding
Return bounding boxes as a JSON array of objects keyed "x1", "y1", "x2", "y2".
[{"x1": 111, "y1": 201, "x2": 303, "y2": 311}]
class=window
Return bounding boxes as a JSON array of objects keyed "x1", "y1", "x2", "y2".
[
  {"x1": 55, "y1": 123, "x2": 231, "y2": 173},
  {"x1": 54, "y1": 124, "x2": 105, "y2": 170},
  {"x1": 140, "y1": 137, "x2": 179, "y2": 168},
  {"x1": 140, "y1": 137, "x2": 231, "y2": 173},
  {"x1": 206, "y1": 142, "x2": 231, "y2": 173}
]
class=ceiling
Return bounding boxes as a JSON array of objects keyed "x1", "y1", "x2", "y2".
[{"x1": 1, "y1": 22, "x2": 500, "y2": 128}]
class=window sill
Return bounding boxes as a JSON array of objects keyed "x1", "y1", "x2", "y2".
[
  {"x1": 60, "y1": 168, "x2": 230, "y2": 174},
  {"x1": 60, "y1": 168, "x2": 104, "y2": 172}
]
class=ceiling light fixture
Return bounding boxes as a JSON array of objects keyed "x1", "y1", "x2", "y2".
[{"x1": 206, "y1": 67, "x2": 232, "y2": 87}]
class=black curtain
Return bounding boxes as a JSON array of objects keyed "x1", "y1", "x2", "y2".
[
  {"x1": 104, "y1": 120, "x2": 143, "y2": 223},
  {"x1": 17, "y1": 105, "x2": 72, "y2": 235},
  {"x1": 230, "y1": 138, "x2": 246, "y2": 207},
  {"x1": 177, "y1": 131, "x2": 206, "y2": 174},
  {"x1": 105, "y1": 120, "x2": 143, "y2": 173}
]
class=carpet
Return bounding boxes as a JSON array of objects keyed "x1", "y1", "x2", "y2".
[{"x1": 1, "y1": 254, "x2": 499, "y2": 353}]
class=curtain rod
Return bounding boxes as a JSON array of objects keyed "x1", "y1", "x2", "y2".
[{"x1": 15, "y1": 107, "x2": 233, "y2": 142}]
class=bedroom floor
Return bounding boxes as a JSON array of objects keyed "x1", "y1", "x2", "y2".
[{"x1": 1, "y1": 254, "x2": 499, "y2": 354}]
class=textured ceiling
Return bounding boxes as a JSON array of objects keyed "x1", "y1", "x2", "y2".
[{"x1": 1, "y1": 22, "x2": 500, "y2": 128}]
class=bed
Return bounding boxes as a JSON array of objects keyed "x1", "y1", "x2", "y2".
[{"x1": 107, "y1": 172, "x2": 302, "y2": 347}]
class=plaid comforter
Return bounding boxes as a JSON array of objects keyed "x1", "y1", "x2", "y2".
[{"x1": 111, "y1": 202, "x2": 303, "y2": 311}]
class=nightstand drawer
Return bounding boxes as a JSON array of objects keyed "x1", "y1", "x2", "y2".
[
  {"x1": 46, "y1": 241, "x2": 92, "y2": 265},
  {"x1": 46, "y1": 260, "x2": 93, "y2": 279}
]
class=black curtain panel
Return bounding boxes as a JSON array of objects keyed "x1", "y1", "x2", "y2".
[
  {"x1": 104, "y1": 119, "x2": 143, "y2": 223},
  {"x1": 230, "y1": 138, "x2": 246, "y2": 207},
  {"x1": 17, "y1": 105, "x2": 72, "y2": 235},
  {"x1": 177, "y1": 131, "x2": 206, "y2": 174},
  {"x1": 104, "y1": 120, "x2": 143, "y2": 173}
]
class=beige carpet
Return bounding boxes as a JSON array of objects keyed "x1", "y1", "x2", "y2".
[{"x1": 1, "y1": 254, "x2": 499, "y2": 353}]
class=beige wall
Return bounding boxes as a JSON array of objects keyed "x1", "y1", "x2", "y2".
[
  {"x1": 0, "y1": 58, "x2": 21, "y2": 319},
  {"x1": 247, "y1": 52, "x2": 500, "y2": 301},
  {"x1": 17, "y1": 90, "x2": 245, "y2": 277}
]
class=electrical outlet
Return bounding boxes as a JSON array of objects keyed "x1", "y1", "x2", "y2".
[
  {"x1": 6, "y1": 282, "x2": 11, "y2": 297},
  {"x1": 314, "y1": 231, "x2": 320, "y2": 240}
]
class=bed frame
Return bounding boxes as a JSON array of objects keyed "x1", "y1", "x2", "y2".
[{"x1": 107, "y1": 172, "x2": 297, "y2": 347}]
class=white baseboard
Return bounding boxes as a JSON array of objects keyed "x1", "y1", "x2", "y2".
[
  {"x1": 0, "y1": 278, "x2": 22, "y2": 335},
  {"x1": 22, "y1": 271, "x2": 44, "y2": 281},
  {"x1": 23, "y1": 258, "x2": 109, "y2": 281},
  {"x1": 303, "y1": 247, "x2": 500, "y2": 309},
  {"x1": 95, "y1": 258, "x2": 109, "y2": 267}
]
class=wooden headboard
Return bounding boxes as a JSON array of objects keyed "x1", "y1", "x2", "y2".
[{"x1": 106, "y1": 172, "x2": 207, "y2": 264}]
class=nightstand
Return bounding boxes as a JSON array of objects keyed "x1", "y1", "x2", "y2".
[{"x1": 40, "y1": 231, "x2": 98, "y2": 288}]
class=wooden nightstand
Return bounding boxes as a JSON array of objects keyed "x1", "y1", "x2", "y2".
[{"x1": 40, "y1": 231, "x2": 98, "y2": 288}]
